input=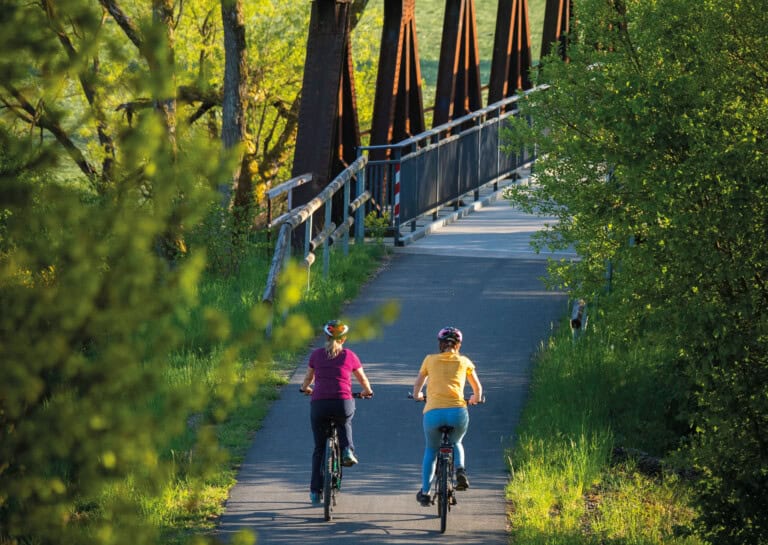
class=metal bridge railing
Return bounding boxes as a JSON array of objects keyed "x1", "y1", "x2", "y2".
[
  {"x1": 261, "y1": 85, "x2": 547, "y2": 327},
  {"x1": 358, "y1": 85, "x2": 546, "y2": 245}
]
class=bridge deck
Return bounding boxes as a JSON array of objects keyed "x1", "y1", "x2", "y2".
[{"x1": 392, "y1": 168, "x2": 577, "y2": 260}]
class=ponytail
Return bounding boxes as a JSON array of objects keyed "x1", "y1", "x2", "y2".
[{"x1": 325, "y1": 337, "x2": 344, "y2": 358}]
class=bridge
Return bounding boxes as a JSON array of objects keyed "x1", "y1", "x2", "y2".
[
  {"x1": 291, "y1": 0, "x2": 570, "y2": 185},
  {"x1": 263, "y1": 0, "x2": 573, "y2": 301},
  {"x1": 221, "y1": 1, "x2": 576, "y2": 543}
]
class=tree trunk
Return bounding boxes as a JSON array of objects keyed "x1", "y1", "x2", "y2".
[{"x1": 221, "y1": 0, "x2": 251, "y2": 210}]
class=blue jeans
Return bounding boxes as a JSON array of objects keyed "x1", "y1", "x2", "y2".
[
  {"x1": 421, "y1": 407, "x2": 469, "y2": 493},
  {"x1": 310, "y1": 398, "x2": 355, "y2": 493}
]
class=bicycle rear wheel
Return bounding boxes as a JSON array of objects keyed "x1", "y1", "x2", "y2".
[
  {"x1": 323, "y1": 437, "x2": 334, "y2": 521},
  {"x1": 437, "y1": 456, "x2": 449, "y2": 533}
]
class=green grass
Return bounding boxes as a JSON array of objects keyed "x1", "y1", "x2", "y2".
[
  {"x1": 506, "y1": 319, "x2": 703, "y2": 544},
  {"x1": 136, "y1": 241, "x2": 392, "y2": 543}
]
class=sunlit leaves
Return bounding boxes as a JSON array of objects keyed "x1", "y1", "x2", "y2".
[{"x1": 506, "y1": 1, "x2": 768, "y2": 542}]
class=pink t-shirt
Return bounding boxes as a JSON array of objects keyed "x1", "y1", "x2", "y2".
[{"x1": 309, "y1": 348, "x2": 362, "y2": 400}]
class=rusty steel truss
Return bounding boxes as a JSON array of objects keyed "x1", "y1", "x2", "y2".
[
  {"x1": 488, "y1": 0, "x2": 533, "y2": 104},
  {"x1": 291, "y1": 0, "x2": 360, "y2": 208},
  {"x1": 370, "y1": 0, "x2": 426, "y2": 154},
  {"x1": 290, "y1": 0, "x2": 572, "y2": 226},
  {"x1": 432, "y1": 0, "x2": 483, "y2": 127},
  {"x1": 541, "y1": 0, "x2": 573, "y2": 61}
]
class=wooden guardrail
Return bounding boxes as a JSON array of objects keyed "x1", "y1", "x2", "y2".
[{"x1": 262, "y1": 156, "x2": 370, "y2": 328}]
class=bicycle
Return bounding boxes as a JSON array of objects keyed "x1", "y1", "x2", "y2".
[
  {"x1": 321, "y1": 418, "x2": 342, "y2": 521},
  {"x1": 410, "y1": 393, "x2": 485, "y2": 533},
  {"x1": 302, "y1": 390, "x2": 371, "y2": 521}
]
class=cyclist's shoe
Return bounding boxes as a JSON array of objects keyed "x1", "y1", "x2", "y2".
[
  {"x1": 416, "y1": 490, "x2": 432, "y2": 506},
  {"x1": 341, "y1": 447, "x2": 358, "y2": 467},
  {"x1": 310, "y1": 491, "x2": 321, "y2": 505},
  {"x1": 342, "y1": 447, "x2": 358, "y2": 467},
  {"x1": 456, "y1": 467, "x2": 470, "y2": 490}
]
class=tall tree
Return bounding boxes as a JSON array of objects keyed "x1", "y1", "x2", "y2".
[
  {"x1": 0, "y1": 3, "x2": 230, "y2": 544},
  {"x1": 151, "y1": 0, "x2": 178, "y2": 151},
  {"x1": 0, "y1": 2, "x2": 328, "y2": 544}
]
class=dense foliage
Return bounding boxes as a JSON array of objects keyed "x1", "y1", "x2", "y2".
[
  {"x1": 0, "y1": 1, "x2": 384, "y2": 544},
  {"x1": 505, "y1": 1, "x2": 768, "y2": 543}
]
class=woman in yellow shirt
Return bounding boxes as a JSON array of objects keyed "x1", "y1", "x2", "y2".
[{"x1": 412, "y1": 326, "x2": 483, "y2": 506}]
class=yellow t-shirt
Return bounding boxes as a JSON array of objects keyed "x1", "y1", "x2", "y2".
[{"x1": 419, "y1": 351, "x2": 475, "y2": 413}]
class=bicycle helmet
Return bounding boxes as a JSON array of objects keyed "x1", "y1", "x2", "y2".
[
  {"x1": 323, "y1": 319, "x2": 349, "y2": 340},
  {"x1": 437, "y1": 326, "x2": 463, "y2": 343}
]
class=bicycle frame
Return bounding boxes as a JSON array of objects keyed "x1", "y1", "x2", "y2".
[
  {"x1": 323, "y1": 420, "x2": 342, "y2": 521},
  {"x1": 434, "y1": 425, "x2": 457, "y2": 533}
]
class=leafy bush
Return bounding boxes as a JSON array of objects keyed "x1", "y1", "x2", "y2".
[{"x1": 505, "y1": 1, "x2": 768, "y2": 542}]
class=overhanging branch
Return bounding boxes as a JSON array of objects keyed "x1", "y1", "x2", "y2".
[{"x1": 2, "y1": 84, "x2": 98, "y2": 180}]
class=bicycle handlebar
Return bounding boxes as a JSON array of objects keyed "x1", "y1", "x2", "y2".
[
  {"x1": 299, "y1": 388, "x2": 373, "y2": 399},
  {"x1": 408, "y1": 393, "x2": 486, "y2": 404}
]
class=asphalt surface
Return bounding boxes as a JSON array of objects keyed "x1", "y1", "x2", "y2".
[{"x1": 217, "y1": 177, "x2": 575, "y2": 544}]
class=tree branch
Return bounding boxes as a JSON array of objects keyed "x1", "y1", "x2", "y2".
[
  {"x1": 256, "y1": 93, "x2": 301, "y2": 185},
  {"x1": 2, "y1": 84, "x2": 98, "y2": 180},
  {"x1": 115, "y1": 84, "x2": 222, "y2": 124},
  {"x1": 98, "y1": 0, "x2": 143, "y2": 51},
  {"x1": 43, "y1": 0, "x2": 115, "y2": 182},
  {"x1": 187, "y1": 102, "x2": 217, "y2": 125}
]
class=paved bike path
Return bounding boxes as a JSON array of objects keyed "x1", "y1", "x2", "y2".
[{"x1": 218, "y1": 181, "x2": 572, "y2": 544}]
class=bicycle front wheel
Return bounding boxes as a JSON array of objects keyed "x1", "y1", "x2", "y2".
[
  {"x1": 323, "y1": 437, "x2": 334, "y2": 521},
  {"x1": 437, "y1": 457, "x2": 449, "y2": 533}
]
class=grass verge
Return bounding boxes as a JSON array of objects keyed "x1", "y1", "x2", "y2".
[
  {"x1": 506, "y1": 317, "x2": 703, "y2": 544},
  {"x1": 150, "y1": 241, "x2": 392, "y2": 543}
]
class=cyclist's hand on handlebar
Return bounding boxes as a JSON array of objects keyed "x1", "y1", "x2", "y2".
[
  {"x1": 299, "y1": 386, "x2": 313, "y2": 395},
  {"x1": 468, "y1": 394, "x2": 480, "y2": 405},
  {"x1": 360, "y1": 388, "x2": 374, "y2": 398},
  {"x1": 413, "y1": 391, "x2": 425, "y2": 402}
]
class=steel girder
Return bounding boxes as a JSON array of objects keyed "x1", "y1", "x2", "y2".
[
  {"x1": 370, "y1": 0, "x2": 426, "y2": 156},
  {"x1": 432, "y1": 0, "x2": 483, "y2": 127},
  {"x1": 291, "y1": 0, "x2": 360, "y2": 244},
  {"x1": 488, "y1": 0, "x2": 533, "y2": 104},
  {"x1": 541, "y1": 0, "x2": 573, "y2": 61},
  {"x1": 292, "y1": 0, "x2": 360, "y2": 205}
]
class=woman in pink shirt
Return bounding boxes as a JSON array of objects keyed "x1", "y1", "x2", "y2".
[{"x1": 300, "y1": 320, "x2": 373, "y2": 505}]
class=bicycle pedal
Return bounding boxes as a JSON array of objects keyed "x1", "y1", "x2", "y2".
[{"x1": 450, "y1": 495, "x2": 457, "y2": 505}]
